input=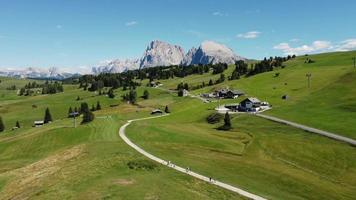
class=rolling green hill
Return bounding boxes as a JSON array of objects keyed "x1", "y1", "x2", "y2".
[{"x1": 0, "y1": 50, "x2": 355, "y2": 199}]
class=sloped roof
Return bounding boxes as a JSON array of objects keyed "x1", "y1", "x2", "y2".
[{"x1": 247, "y1": 97, "x2": 261, "y2": 103}]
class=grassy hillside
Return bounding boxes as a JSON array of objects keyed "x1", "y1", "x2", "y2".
[
  {"x1": 127, "y1": 97, "x2": 356, "y2": 199},
  {"x1": 1, "y1": 50, "x2": 355, "y2": 199},
  {"x1": 0, "y1": 82, "x2": 244, "y2": 199},
  {"x1": 183, "y1": 51, "x2": 356, "y2": 138}
]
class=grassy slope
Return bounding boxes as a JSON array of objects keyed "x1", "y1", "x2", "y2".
[
  {"x1": 0, "y1": 82, "x2": 243, "y2": 200},
  {"x1": 177, "y1": 51, "x2": 356, "y2": 138},
  {"x1": 1, "y1": 50, "x2": 356, "y2": 199},
  {"x1": 127, "y1": 97, "x2": 356, "y2": 200}
]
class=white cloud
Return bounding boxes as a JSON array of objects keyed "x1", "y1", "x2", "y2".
[
  {"x1": 125, "y1": 21, "x2": 138, "y2": 26},
  {"x1": 212, "y1": 11, "x2": 228, "y2": 16},
  {"x1": 273, "y1": 40, "x2": 333, "y2": 55},
  {"x1": 56, "y1": 25, "x2": 62, "y2": 29},
  {"x1": 237, "y1": 31, "x2": 261, "y2": 39},
  {"x1": 335, "y1": 39, "x2": 356, "y2": 51}
]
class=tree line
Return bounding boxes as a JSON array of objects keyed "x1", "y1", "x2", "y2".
[{"x1": 18, "y1": 80, "x2": 64, "y2": 96}]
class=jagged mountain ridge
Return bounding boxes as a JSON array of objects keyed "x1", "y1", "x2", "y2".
[
  {"x1": 0, "y1": 67, "x2": 79, "y2": 80},
  {"x1": 92, "y1": 40, "x2": 244, "y2": 74}
]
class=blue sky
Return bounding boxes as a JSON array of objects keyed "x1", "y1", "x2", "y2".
[{"x1": 0, "y1": 0, "x2": 356, "y2": 72}]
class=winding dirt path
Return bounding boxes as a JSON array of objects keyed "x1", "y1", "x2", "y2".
[{"x1": 119, "y1": 114, "x2": 267, "y2": 200}]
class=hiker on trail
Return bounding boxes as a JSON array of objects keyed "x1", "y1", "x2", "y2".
[{"x1": 209, "y1": 177, "x2": 212, "y2": 182}]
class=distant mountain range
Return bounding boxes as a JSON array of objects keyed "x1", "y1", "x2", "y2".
[
  {"x1": 0, "y1": 67, "x2": 80, "y2": 80},
  {"x1": 0, "y1": 40, "x2": 245, "y2": 79},
  {"x1": 92, "y1": 40, "x2": 245, "y2": 74}
]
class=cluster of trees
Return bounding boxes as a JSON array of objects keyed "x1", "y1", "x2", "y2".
[
  {"x1": 177, "y1": 82, "x2": 189, "y2": 97},
  {"x1": 18, "y1": 81, "x2": 63, "y2": 96},
  {"x1": 183, "y1": 73, "x2": 225, "y2": 91},
  {"x1": 78, "y1": 73, "x2": 140, "y2": 93},
  {"x1": 76, "y1": 63, "x2": 230, "y2": 93},
  {"x1": 80, "y1": 103, "x2": 95, "y2": 124},
  {"x1": 122, "y1": 89, "x2": 137, "y2": 104},
  {"x1": 230, "y1": 60, "x2": 248, "y2": 80},
  {"x1": 212, "y1": 63, "x2": 228, "y2": 74},
  {"x1": 67, "y1": 103, "x2": 95, "y2": 123},
  {"x1": 6, "y1": 85, "x2": 17, "y2": 90},
  {"x1": 247, "y1": 56, "x2": 295, "y2": 76},
  {"x1": 41, "y1": 81, "x2": 64, "y2": 94}
]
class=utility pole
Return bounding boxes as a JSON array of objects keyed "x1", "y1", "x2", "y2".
[{"x1": 306, "y1": 73, "x2": 312, "y2": 89}]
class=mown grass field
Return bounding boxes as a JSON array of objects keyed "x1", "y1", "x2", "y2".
[
  {"x1": 184, "y1": 51, "x2": 356, "y2": 138},
  {"x1": 0, "y1": 80, "x2": 244, "y2": 200},
  {"x1": 1, "y1": 50, "x2": 355, "y2": 199},
  {"x1": 127, "y1": 97, "x2": 356, "y2": 200}
]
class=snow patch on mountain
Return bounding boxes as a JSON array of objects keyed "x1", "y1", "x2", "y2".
[
  {"x1": 92, "y1": 40, "x2": 245, "y2": 74},
  {"x1": 92, "y1": 59, "x2": 140, "y2": 74},
  {"x1": 0, "y1": 67, "x2": 79, "y2": 79}
]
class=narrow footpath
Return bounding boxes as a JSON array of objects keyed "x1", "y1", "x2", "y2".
[
  {"x1": 256, "y1": 113, "x2": 356, "y2": 146},
  {"x1": 119, "y1": 114, "x2": 267, "y2": 200}
]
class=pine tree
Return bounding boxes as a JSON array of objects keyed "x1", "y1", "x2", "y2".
[
  {"x1": 208, "y1": 79, "x2": 213, "y2": 86},
  {"x1": 16, "y1": 121, "x2": 20, "y2": 128},
  {"x1": 165, "y1": 105, "x2": 170, "y2": 113},
  {"x1": 224, "y1": 112, "x2": 231, "y2": 127},
  {"x1": 108, "y1": 88, "x2": 115, "y2": 98},
  {"x1": 44, "y1": 108, "x2": 53, "y2": 124},
  {"x1": 81, "y1": 102, "x2": 95, "y2": 124},
  {"x1": 129, "y1": 89, "x2": 137, "y2": 104},
  {"x1": 0, "y1": 116, "x2": 5, "y2": 132},
  {"x1": 68, "y1": 107, "x2": 73, "y2": 118},
  {"x1": 91, "y1": 104, "x2": 96, "y2": 111},
  {"x1": 143, "y1": 90, "x2": 149, "y2": 99},
  {"x1": 80, "y1": 102, "x2": 89, "y2": 114},
  {"x1": 178, "y1": 89, "x2": 184, "y2": 97},
  {"x1": 96, "y1": 101, "x2": 101, "y2": 110}
]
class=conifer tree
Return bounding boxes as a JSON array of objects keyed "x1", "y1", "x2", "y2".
[
  {"x1": 108, "y1": 88, "x2": 115, "y2": 98},
  {"x1": 68, "y1": 107, "x2": 73, "y2": 118},
  {"x1": 0, "y1": 116, "x2": 5, "y2": 132},
  {"x1": 165, "y1": 105, "x2": 170, "y2": 113},
  {"x1": 44, "y1": 108, "x2": 53, "y2": 124},
  {"x1": 81, "y1": 102, "x2": 95, "y2": 124},
  {"x1": 16, "y1": 121, "x2": 20, "y2": 128},
  {"x1": 91, "y1": 104, "x2": 96, "y2": 111},
  {"x1": 143, "y1": 90, "x2": 149, "y2": 99},
  {"x1": 96, "y1": 101, "x2": 101, "y2": 110}
]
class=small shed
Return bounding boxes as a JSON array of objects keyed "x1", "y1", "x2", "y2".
[
  {"x1": 33, "y1": 120, "x2": 44, "y2": 127},
  {"x1": 151, "y1": 109, "x2": 163, "y2": 115}
]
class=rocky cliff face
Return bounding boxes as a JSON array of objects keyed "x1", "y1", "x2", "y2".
[
  {"x1": 182, "y1": 41, "x2": 244, "y2": 65},
  {"x1": 140, "y1": 40, "x2": 185, "y2": 68},
  {"x1": 92, "y1": 59, "x2": 140, "y2": 74},
  {"x1": 92, "y1": 40, "x2": 245, "y2": 74}
]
